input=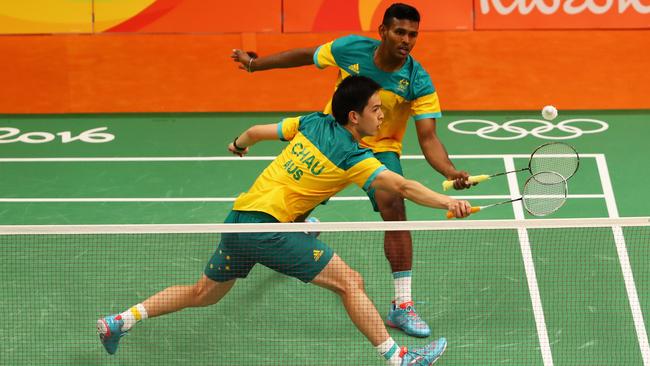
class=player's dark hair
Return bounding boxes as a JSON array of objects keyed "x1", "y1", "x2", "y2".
[
  {"x1": 382, "y1": 3, "x2": 420, "y2": 26},
  {"x1": 331, "y1": 76, "x2": 382, "y2": 125}
]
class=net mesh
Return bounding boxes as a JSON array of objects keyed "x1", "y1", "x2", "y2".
[
  {"x1": 1, "y1": 218, "x2": 648, "y2": 365},
  {"x1": 529, "y1": 142, "x2": 580, "y2": 180}
]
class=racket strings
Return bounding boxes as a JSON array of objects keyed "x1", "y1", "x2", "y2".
[
  {"x1": 529, "y1": 142, "x2": 579, "y2": 182},
  {"x1": 522, "y1": 171, "x2": 568, "y2": 216}
]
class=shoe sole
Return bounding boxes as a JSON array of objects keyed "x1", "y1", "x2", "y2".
[
  {"x1": 97, "y1": 318, "x2": 121, "y2": 355},
  {"x1": 430, "y1": 341, "x2": 447, "y2": 364},
  {"x1": 386, "y1": 320, "x2": 431, "y2": 338},
  {"x1": 97, "y1": 318, "x2": 110, "y2": 337}
]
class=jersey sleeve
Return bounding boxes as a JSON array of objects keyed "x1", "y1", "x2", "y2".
[
  {"x1": 345, "y1": 152, "x2": 387, "y2": 191},
  {"x1": 412, "y1": 92, "x2": 442, "y2": 120},
  {"x1": 314, "y1": 41, "x2": 337, "y2": 69},
  {"x1": 277, "y1": 116, "x2": 301, "y2": 141},
  {"x1": 314, "y1": 35, "x2": 361, "y2": 69},
  {"x1": 411, "y1": 66, "x2": 442, "y2": 120}
]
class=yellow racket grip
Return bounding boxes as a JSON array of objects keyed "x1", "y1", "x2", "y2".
[
  {"x1": 446, "y1": 206, "x2": 482, "y2": 219},
  {"x1": 442, "y1": 175, "x2": 491, "y2": 191}
]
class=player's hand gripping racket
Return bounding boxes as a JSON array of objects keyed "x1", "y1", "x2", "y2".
[
  {"x1": 446, "y1": 171, "x2": 568, "y2": 219},
  {"x1": 442, "y1": 142, "x2": 579, "y2": 191}
]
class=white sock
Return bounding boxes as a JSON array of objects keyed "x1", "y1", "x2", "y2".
[
  {"x1": 375, "y1": 337, "x2": 402, "y2": 366},
  {"x1": 119, "y1": 303, "x2": 148, "y2": 331},
  {"x1": 393, "y1": 271, "x2": 412, "y2": 305}
]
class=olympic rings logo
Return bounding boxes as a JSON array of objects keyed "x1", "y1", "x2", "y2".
[{"x1": 447, "y1": 119, "x2": 609, "y2": 140}]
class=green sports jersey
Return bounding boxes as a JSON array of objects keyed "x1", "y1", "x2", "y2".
[
  {"x1": 314, "y1": 34, "x2": 442, "y2": 154},
  {"x1": 233, "y1": 112, "x2": 386, "y2": 222}
]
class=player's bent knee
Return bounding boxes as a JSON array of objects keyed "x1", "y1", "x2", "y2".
[
  {"x1": 342, "y1": 270, "x2": 365, "y2": 295},
  {"x1": 384, "y1": 230, "x2": 411, "y2": 240},
  {"x1": 377, "y1": 198, "x2": 407, "y2": 220},
  {"x1": 191, "y1": 279, "x2": 222, "y2": 307},
  {"x1": 190, "y1": 285, "x2": 212, "y2": 307},
  {"x1": 379, "y1": 206, "x2": 407, "y2": 221}
]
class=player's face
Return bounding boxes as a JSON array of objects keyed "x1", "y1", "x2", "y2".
[
  {"x1": 357, "y1": 92, "x2": 383, "y2": 137},
  {"x1": 380, "y1": 18, "x2": 419, "y2": 60}
]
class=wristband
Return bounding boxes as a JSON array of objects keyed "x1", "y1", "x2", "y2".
[{"x1": 233, "y1": 137, "x2": 246, "y2": 151}]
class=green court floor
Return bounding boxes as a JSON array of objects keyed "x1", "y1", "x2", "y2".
[{"x1": 1, "y1": 110, "x2": 649, "y2": 365}]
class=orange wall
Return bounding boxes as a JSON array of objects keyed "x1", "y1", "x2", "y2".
[
  {"x1": 100, "y1": 0, "x2": 282, "y2": 33},
  {"x1": 0, "y1": 0, "x2": 283, "y2": 34},
  {"x1": 1, "y1": 30, "x2": 649, "y2": 114},
  {"x1": 3, "y1": 0, "x2": 649, "y2": 34},
  {"x1": 283, "y1": 0, "x2": 473, "y2": 32},
  {"x1": 475, "y1": 0, "x2": 650, "y2": 29}
]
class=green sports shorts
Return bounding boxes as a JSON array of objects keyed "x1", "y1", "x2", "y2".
[
  {"x1": 204, "y1": 210, "x2": 334, "y2": 283},
  {"x1": 367, "y1": 151, "x2": 404, "y2": 211}
]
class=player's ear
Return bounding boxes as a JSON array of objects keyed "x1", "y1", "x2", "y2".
[
  {"x1": 378, "y1": 23, "x2": 387, "y2": 40},
  {"x1": 347, "y1": 110, "x2": 359, "y2": 126}
]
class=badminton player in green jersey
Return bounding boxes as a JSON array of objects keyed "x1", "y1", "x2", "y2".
[
  {"x1": 231, "y1": 3, "x2": 474, "y2": 337},
  {"x1": 97, "y1": 76, "x2": 471, "y2": 365}
]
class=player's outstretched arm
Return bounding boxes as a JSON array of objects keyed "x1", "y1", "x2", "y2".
[
  {"x1": 370, "y1": 169, "x2": 472, "y2": 218},
  {"x1": 227, "y1": 123, "x2": 279, "y2": 157},
  {"x1": 231, "y1": 47, "x2": 318, "y2": 72},
  {"x1": 415, "y1": 118, "x2": 473, "y2": 190}
]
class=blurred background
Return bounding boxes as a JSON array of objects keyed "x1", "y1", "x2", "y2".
[{"x1": 1, "y1": 0, "x2": 649, "y2": 114}]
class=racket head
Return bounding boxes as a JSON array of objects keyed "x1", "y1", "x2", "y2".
[
  {"x1": 528, "y1": 142, "x2": 580, "y2": 182},
  {"x1": 522, "y1": 171, "x2": 568, "y2": 216}
]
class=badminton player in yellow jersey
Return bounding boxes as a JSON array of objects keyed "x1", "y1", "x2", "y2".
[
  {"x1": 98, "y1": 76, "x2": 471, "y2": 365},
  {"x1": 231, "y1": 3, "x2": 474, "y2": 337}
]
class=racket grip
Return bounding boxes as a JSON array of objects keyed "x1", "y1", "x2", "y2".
[
  {"x1": 469, "y1": 175, "x2": 490, "y2": 183},
  {"x1": 446, "y1": 206, "x2": 482, "y2": 219},
  {"x1": 442, "y1": 180, "x2": 454, "y2": 191},
  {"x1": 442, "y1": 175, "x2": 491, "y2": 191}
]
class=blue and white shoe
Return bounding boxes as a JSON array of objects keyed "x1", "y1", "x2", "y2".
[
  {"x1": 401, "y1": 337, "x2": 447, "y2": 365},
  {"x1": 97, "y1": 314, "x2": 127, "y2": 355},
  {"x1": 386, "y1": 301, "x2": 431, "y2": 338}
]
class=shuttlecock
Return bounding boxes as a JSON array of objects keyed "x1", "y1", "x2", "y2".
[{"x1": 542, "y1": 105, "x2": 558, "y2": 121}]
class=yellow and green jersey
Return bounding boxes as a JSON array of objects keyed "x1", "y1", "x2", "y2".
[
  {"x1": 233, "y1": 112, "x2": 386, "y2": 222},
  {"x1": 313, "y1": 35, "x2": 441, "y2": 155}
]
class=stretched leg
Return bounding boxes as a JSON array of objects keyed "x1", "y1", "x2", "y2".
[
  {"x1": 98, "y1": 275, "x2": 235, "y2": 355},
  {"x1": 311, "y1": 254, "x2": 389, "y2": 346},
  {"x1": 143, "y1": 275, "x2": 236, "y2": 317},
  {"x1": 311, "y1": 254, "x2": 447, "y2": 365}
]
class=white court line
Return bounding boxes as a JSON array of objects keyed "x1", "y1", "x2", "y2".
[
  {"x1": 597, "y1": 155, "x2": 650, "y2": 365},
  {"x1": 504, "y1": 156, "x2": 554, "y2": 366},
  {"x1": 0, "y1": 152, "x2": 604, "y2": 204},
  {"x1": 0, "y1": 153, "x2": 603, "y2": 162},
  {"x1": 0, "y1": 194, "x2": 604, "y2": 203},
  {"x1": 0, "y1": 150, "x2": 604, "y2": 205},
  {"x1": 1, "y1": 152, "x2": 644, "y2": 364}
]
